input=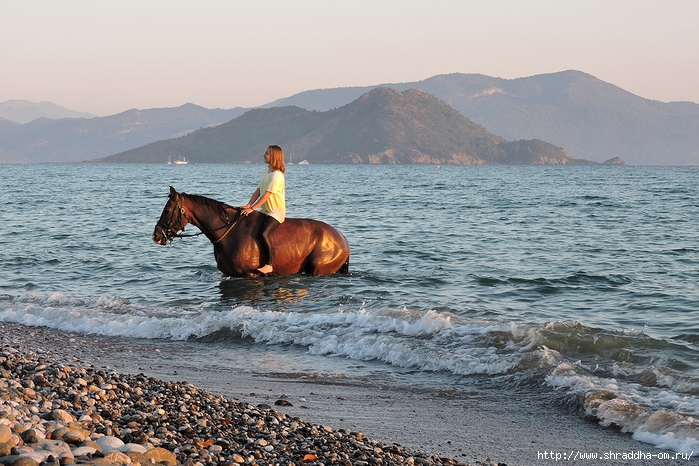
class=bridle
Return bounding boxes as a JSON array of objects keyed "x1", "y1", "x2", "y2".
[{"x1": 155, "y1": 197, "x2": 241, "y2": 244}]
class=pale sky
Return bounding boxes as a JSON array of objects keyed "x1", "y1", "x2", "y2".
[{"x1": 2, "y1": 0, "x2": 697, "y2": 116}]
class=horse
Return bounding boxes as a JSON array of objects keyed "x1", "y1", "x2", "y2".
[{"x1": 152, "y1": 187, "x2": 350, "y2": 277}]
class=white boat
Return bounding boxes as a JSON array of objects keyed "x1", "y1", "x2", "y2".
[
  {"x1": 298, "y1": 160, "x2": 309, "y2": 165},
  {"x1": 167, "y1": 155, "x2": 172, "y2": 164},
  {"x1": 173, "y1": 156, "x2": 189, "y2": 165}
]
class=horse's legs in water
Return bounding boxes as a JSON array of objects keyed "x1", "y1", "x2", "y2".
[{"x1": 258, "y1": 214, "x2": 280, "y2": 273}]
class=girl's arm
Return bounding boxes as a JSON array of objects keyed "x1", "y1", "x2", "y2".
[
  {"x1": 242, "y1": 188, "x2": 273, "y2": 215},
  {"x1": 243, "y1": 188, "x2": 261, "y2": 209},
  {"x1": 251, "y1": 190, "x2": 273, "y2": 210}
]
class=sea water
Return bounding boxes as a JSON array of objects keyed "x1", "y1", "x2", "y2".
[{"x1": 1, "y1": 163, "x2": 698, "y2": 453}]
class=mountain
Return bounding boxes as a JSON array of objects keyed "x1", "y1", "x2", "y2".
[
  {"x1": 0, "y1": 100, "x2": 97, "y2": 123},
  {"x1": 0, "y1": 117, "x2": 20, "y2": 129},
  {"x1": 0, "y1": 103, "x2": 246, "y2": 163},
  {"x1": 0, "y1": 118, "x2": 24, "y2": 162},
  {"x1": 94, "y1": 87, "x2": 584, "y2": 165},
  {"x1": 265, "y1": 71, "x2": 699, "y2": 165}
]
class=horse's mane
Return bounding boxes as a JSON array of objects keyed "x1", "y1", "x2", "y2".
[{"x1": 181, "y1": 192, "x2": 234, "y2": 218}]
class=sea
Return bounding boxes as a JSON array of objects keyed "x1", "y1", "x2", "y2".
[{"x1": 1, "y1": 163, "x2": 698, "y2": 454}]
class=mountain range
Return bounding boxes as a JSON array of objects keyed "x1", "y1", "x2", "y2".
[
  {"x1": 0, "y1": 100, "x2": 96, "y2": 123},
  {"x1": 0, "y1": 104, "x2": 245, "y2": 163},
  {"x1": 95, "y1": 87, "x2": 592, "y2": 165},
  {"x1": 1, "y1": 70, "x2": 697, "y2": 164},
  {"x1": 266, "y1": 71, "x2": 699, "y2": 165}
]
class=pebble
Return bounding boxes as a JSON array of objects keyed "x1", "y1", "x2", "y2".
[{"x1": 1, "y1": 327, "x2": 504, "y2": 466}]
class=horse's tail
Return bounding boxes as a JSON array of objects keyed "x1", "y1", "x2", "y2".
[{"x1": 339, "y1": 256, "x2": 350, "y2": 274}]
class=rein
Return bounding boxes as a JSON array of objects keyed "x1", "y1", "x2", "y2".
[
  {"x1": 172, "y1": 231, "x2": 205, "y2": 239},
  {"x1": 157, "y1": 200, "x2": 241, "y2": 244},
  {"x1": 173, "y1": 220, "x2": 238, "y2": 242},
  {"x1": 211, "y1": 220, "x2": 239, "y2": 244}
]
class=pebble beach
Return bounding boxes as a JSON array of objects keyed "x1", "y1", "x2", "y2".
[{"x1": 1, "y1": 323, "x2": 502, "y2": 466}]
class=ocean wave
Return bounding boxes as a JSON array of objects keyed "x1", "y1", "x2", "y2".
[
  {"x1": 546, "y1": 360, "x2": 699, "y2": 454},
  {"x1": 2, "y1": 293, "x2": 697, "y2": 383},
  {"x1": 0, "y1": 292, "x2": 539, "y2": 376},
  {"x1": 475, "y1": 272, "x2": 633, "y2": 297},
  {"x1": 0, "y1": 292, "x2": 212, "y2": 340}
]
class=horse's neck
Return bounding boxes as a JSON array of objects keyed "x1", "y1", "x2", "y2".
[{"x1": 183, "y1": 195, "x2": 226, "y2": 234}]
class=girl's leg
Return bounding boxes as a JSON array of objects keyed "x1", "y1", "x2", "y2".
[{"x1": 258, "y1": 215, "x2": 280, "y2": 273}]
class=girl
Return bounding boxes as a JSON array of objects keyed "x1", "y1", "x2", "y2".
[{"x1": 241, "y1": 145, "x2": 286, "y2": 274}]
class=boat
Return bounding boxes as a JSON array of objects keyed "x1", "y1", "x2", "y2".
[
  {"x1": 173, "y1": 156, "x2": 189, "y2": 165},
  {"x1": 298, "y1": 160, "x2": 309, "y2": 165},
  {"x1": 167, "y1": 155, "x2": 172, "y2": 165}
]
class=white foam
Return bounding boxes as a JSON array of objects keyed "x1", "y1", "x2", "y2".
[
  {"x1": 228, "y1": 306, "x2": 536, "y2": 375},
  {"x1": 633, "y1": 428, "x2": 699, "y2": 455},
  {"x1": 0, "y1": 293, "x2": 532, "y2": 376},
  {"x1": 0, "y1": 293, "x2": 231, "y2": 340},
  {"x1": 546, "y1": 362, "x2": 699, "y2": 453}
]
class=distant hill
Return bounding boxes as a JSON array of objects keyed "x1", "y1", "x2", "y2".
[
  {"x1": 94, "y1": 87, "x2": 588, "y2": 165},
  {"x1": 266, "y1": 71, "x2": 699, "y2": 165},
  {"x1": 0, "y1": 118, "x2": 24, "y2": 162},
  {"x1": 0, "y1": 100, "x2": 97, "y2": 123},
  {"x1": 0, "y1": 117, "x2": 20, "y2": 129},
  {"x1": 0, "y1": 103, "x2": 246, "y2": 163}
]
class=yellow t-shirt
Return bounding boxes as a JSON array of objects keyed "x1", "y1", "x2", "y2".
[{"x1": 257, "y1": 169, "x2": 286, "y2": 223}]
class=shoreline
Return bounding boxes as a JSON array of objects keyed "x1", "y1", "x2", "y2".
[{"x1": 2, "y1": 323, "x2": 692, "y2": 465}]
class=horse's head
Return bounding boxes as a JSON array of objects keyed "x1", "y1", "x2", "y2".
[{"x1": 152, "y1": 186, "x2": 190, "y2": 245}]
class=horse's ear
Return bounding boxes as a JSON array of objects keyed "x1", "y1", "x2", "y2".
[{"x1": 169, "y1": 186, "x2": 178, "y2": 196}]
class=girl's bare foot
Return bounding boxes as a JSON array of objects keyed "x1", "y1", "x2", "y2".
[{"x1": 257, "y1": 264, "x2": 273, "y2": 274}]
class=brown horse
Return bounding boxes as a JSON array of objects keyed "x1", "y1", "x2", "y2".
[{"x1": 152, "y1": 187, "x2": 350, "y2": 277}]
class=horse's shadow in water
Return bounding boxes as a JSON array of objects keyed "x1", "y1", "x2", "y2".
[{"x1": 217, "y1": 277, "x2": 309, "y2": 308}]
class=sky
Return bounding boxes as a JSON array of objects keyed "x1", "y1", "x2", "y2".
[{"x1": 2, "y1": 0, "x2": 697, "y2": 116}]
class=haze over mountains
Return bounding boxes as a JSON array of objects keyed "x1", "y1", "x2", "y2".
[
  {"x1": 96, "y1": 87, "x2": 582, "y2": 165},
  {"x1": 1, "y1": 70, "x2": 698, "y2": 164},
  {"x1": 0, "y1": 104, "x2": 245, "y2": 163},
  {"x1": 0, "y1": 100, "x2": 96, "y2": 123},
  {"x1": 267, "y1": 71, "x2": 699, "y2": 165}
]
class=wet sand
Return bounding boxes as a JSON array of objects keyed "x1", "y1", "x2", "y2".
[{"x1": 4, "y1": 323, "x2": 691, "y2": 465}]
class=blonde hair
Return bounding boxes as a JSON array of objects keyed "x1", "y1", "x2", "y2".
[{"x1": 267, "y1": 145, "x2": 286, "y2": 173}]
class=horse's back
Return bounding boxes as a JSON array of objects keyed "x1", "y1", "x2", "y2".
[{"x1": 281, "y1": 217, "x2": 350, "y2": 275}]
